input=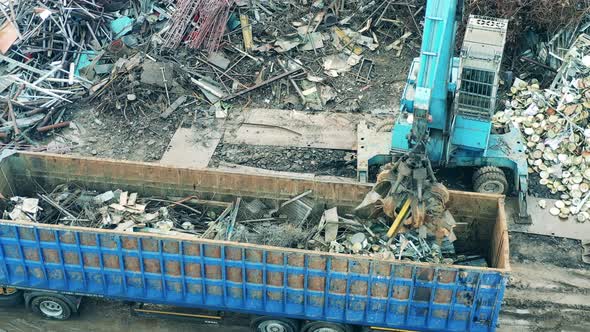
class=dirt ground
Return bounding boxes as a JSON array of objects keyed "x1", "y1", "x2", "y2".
[
  {"x1": 0, "y1": 298, "x2": 247, "y2": 332},
  {"x1": 500, "y1": 233, "x2": 590, "y2": 331}
]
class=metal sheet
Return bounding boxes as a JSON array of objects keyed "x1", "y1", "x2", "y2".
[
  {"x1": 160, "y1": 127, "x2": 222, "y2": 169},
  {"x1": 507, "y1": 196, "x2": 590, "y2": 240}
]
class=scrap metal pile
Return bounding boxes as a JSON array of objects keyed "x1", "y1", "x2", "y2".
[
  {"x1": 1, "y1": 0, "x2": 588, "y2": 159},
  {"x1": 2, "y1": 181, "x2": 484, "y2": 266},
  {"x1": 0, "y1": 0, "x2": 188, "y2": 150},
  {"x1": 495, "y1": 34, "x2": 590, "y2": 222},
  {"x1": 0, "y1": 0, "x2": 111, "y2": 148},
  {"x1": 4, "y1": 185, "x2": 227, "y2": 233},
  {"x1": 0, "y1": 0, "x2": 423, "y2": 154}
]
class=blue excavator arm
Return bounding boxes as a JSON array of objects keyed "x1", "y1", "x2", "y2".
[{"x1": 407, "y1": 0, "x2": 461, "y2": 152}]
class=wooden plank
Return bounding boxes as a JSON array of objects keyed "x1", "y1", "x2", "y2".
[
  {"x1": 160, "y1": 126, "x2": 222, "y2": 169},
  {"x1": 239, "y1": 14, "x2": 253, "y2": 51}
]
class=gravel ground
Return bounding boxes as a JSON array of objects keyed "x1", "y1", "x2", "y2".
[{"x1": 211, "y1": 143, "x2": 358, "y2": 177}]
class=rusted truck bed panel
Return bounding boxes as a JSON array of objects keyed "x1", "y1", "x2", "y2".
[{"x1": 0, "y1": 152, "x2": 509, "y2": 331}]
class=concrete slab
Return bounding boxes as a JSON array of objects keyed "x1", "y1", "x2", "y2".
[
  {"x1": 160, "y1": 126, "x2": 222, "y2": 169},
  {"x1": 223, "y1": 108, "x2": 386, "y2": 150},
  {"x1": 507, "y1": 196, "x2": 590, "y2": 240}
]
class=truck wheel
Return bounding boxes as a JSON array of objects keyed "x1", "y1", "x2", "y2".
[
  {"x1": 301, "y1": 321, "x2": 353, "y2": 332},
  {"x1": 251, "y1": 316, "x2": 300, "y2": 332},
  {"x1": 0, "y1": 287, "x2": 23, "y2": 306},
  {"x1": 30, "y1": 295, "x2": 72, "y2": 320},
  {"x1": 473, "y1": 167, "x2": 508, "y2": 195}
]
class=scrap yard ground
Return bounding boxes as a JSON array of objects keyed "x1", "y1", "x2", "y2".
[{"x1": 0, "y1": 0, "x2": 589, "y2": 331}]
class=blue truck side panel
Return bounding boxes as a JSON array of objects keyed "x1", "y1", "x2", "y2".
[{"x1": 0, "y1": 222, "x2": 506, "y2": 331}]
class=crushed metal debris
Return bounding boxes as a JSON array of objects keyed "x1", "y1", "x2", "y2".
[{"x1": 2, "y1": 183, "x2": 485, "y2": 266}]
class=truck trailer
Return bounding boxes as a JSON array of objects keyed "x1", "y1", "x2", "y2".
[{"x1": 0, "y1": 152, "x2": 509, "y2": 332}]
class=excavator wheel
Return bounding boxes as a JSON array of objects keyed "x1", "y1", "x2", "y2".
[
  {"x1": 473, "y1": 169, "x2": 509, "y2": 195},
  {"x1": 472, "y1": 166, "x2": 505, "y2": 184}
]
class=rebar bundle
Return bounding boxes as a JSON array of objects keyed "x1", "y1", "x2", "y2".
[
  {"x1": 163, "y1": 0, "x2": 200, "y2": 48},
  {"x1": 186, "y1": 0, "x2": 233, "y2": 51},
  {"x1": 164, "y1": 0, "x2": 233, "y2": 51}
]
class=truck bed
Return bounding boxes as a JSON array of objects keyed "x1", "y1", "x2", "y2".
[{"x1": 0, "y1": 152, "x2": 509, "y2": 331}]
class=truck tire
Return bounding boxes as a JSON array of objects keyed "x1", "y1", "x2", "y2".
[
  {"x1": 0, "y1": 287, "x2": 23, "y2": 306},
  {"x1": 30, "y1": 295, "x2": 72, "y2": 320},
  {"x1": 251, "y1": 316, "x2": 300, "y2": 332},
  {"x1": 301, "y1": 321, "x2": 353, "y2": 332}
]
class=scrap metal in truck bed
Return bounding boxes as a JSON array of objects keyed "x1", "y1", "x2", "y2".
[{"x1": 0, "y1": 152, "x2": 509, "y2": 332}]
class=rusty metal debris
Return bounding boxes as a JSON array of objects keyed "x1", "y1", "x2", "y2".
[
  {"x1": 3, "y1": 184, "x2": 232, "y2": 235},
  {"x1": 0, "y1": 0, "x2": 586, "y2": 157},
  {"x1": 164, "y1": 0, "x2": 234, "y2": 51},
  {"x1": 353, "y1": 152, "x2": 459, "y2": 260},
  {"x1": 0, "y1": 0, "x2": 433, "y2": 155}
]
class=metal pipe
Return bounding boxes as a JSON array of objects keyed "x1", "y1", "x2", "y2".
[{"x1": 223, "y1": 68, "x2": 303, "y2": 101}]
